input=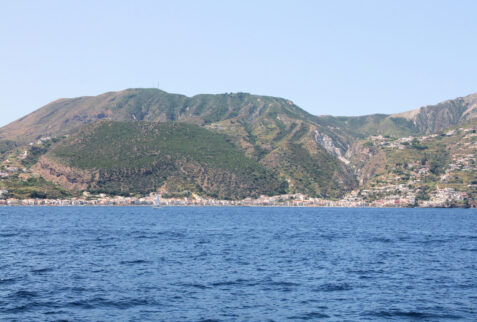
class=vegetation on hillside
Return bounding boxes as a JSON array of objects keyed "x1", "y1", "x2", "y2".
[
  {"x1": 316, "y1": 114, "x2": 420, "y2": 138},
  {"x1": 0, "y1": 176, "x2": 71, "y2": 200},
  {"x1": 0, "y1": 140, "x2": 71, "y2": 199},
  {"x1": 0, "y1": 88, "x2": 475, "y2": 203},
  {"x1": 46, "y1": 121, "x2": 287, "y2": 199},
  {"x1": 353, "y1": 122, "x2": 476, "y2": 205}
]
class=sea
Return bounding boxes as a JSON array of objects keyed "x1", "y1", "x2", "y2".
[{"x1": 0, "y1": 207, "x2": 476, "y2": 321}]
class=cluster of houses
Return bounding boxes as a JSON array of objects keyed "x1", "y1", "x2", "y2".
[
  {"x1": 367, "y1": 126, "x2": 475, "y2": 150},
  {"x1": 366, "y1": 134, "x2": 428, "y2": 149},
  {"x1": 30, "y1": 136, "x2": 52, "y2": 146},
  {"x1": 0, "y1": 193, "x2": 368, "y2": 207},
  {"x1": 418, "y1": 188, "x2": 469, "y2": 207},
  {"x1": 1, "y1": 190, "x2": 471, "y2": 208},
  {"x1": 0, "y1": 159, "x2": 20, "y2": 178},
  {"x1": 0, "y1": 156, "x2": 27, "y2": 178},
  {"x1": 442, "y1": 153, "x2": 475, "y2": 179},
  {"x1": 356, "y1": 126, "x2": 476, "y2": 207}
]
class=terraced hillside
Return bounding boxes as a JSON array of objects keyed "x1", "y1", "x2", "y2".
[{"x1": 348, "y1": 121, "x2": 477, "y2": 206}]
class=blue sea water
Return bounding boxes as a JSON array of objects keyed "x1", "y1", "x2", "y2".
[{"x1": 0, "y1": 207, "x2": 476, "y2": 321}]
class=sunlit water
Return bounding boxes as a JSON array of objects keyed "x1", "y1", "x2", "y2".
[{"x1": 0, "y1": 207, "x2": 476, "y2": 320}]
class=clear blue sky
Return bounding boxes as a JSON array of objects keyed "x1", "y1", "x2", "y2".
[{"x1": 1, "y1": 0, "x2": 477, "y2": 127}]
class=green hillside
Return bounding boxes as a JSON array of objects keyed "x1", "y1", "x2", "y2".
[
  {"x1": 39, "y1": 121, "x2": 287, "y2": 199},
  {"x1": 315, "y1": 114, "x2": 420, "y2": 138}
]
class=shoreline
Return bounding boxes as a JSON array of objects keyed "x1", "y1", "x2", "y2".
[
  {"x1": 1, "y1": 192, "x2": 474, "y2": 208},
  {"x1": 0, "y1": 204, "x2": 474, "y2": 209}
]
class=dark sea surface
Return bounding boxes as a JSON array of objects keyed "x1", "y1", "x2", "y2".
[{"x1": 0, "y1": 207, "x2": 476, "y2": 321}]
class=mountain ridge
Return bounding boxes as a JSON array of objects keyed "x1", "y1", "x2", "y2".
[
  {"x1": 391, "y1": 92, "x2": 477, "y2": 133},
  {"x1": 2, "y1": 88, "x2": 477, "y2": 143},
  {"x1": 0, "y1": 88, "x2": 475, "y2": 203}
]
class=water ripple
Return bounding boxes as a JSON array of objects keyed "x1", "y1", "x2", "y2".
[{"x1": 0, "y1": 206, "x2": 475, "y2": 320}]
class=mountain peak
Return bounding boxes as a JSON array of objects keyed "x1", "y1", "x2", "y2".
[{"x1": 390, "y1": 91, "x2": 477, "y2": 133}]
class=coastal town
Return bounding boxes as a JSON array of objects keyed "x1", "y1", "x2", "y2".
[{"x1": 0, "y1": 190, "x2": 472, "y2": 207}]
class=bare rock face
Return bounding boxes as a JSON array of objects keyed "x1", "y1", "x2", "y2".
[
  {"x1": 314, "y1": 130, "x2": 350, "y2": 164},
  {"x1": 32, "y1": 156, "x2": 94, "y2": 191},
  {"x1": 391, "y1": 92, "x2": 477, "y2": 134},
  {"x1": 345, "y1": 142, "x2": 385, "y2": 186}
]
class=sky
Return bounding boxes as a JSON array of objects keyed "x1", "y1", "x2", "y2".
[{"x1": 1, "y1": 0, "x2": 477, "y2": 127}]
